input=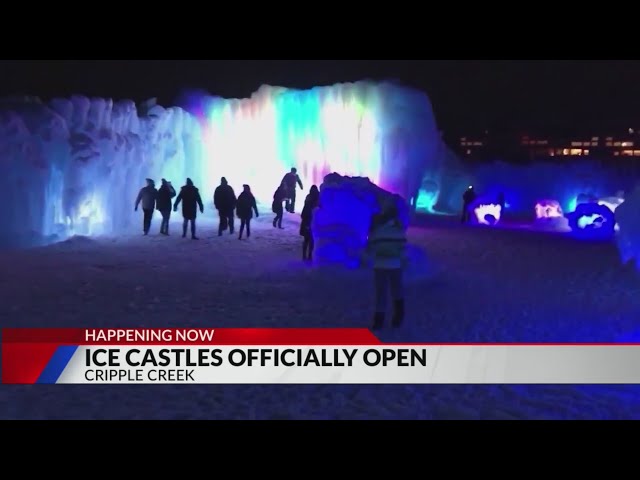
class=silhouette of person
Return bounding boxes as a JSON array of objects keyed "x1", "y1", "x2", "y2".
[
  {"x1": 367, "y1": 196, "x2": 407, "y2": 330},
  {"x1": 300, "y1": 185, "x2": 320, "y2": 261},
  {"x1": 156, "y1": 179, "x2": 176, "y2": 235},
  {"x1": 134, "y1": 178, "x2": 158, "y2": 235},
  {"x1": 281, "y1": 167, "x2": 304, "y2": 213},
  {"x1": 236, "y1": 184, "x2": 258, "y2": 239},
  {"x1": 272, "y1": 184, "x2": 287, "y2": 229},
  {"x1": 461, "y1": 185, "x2": 476, "y2": 223},
  {"x1": 214, "y1": 177, "x2": 237, "y2": 236},
  {"x1": 174, "y1": 178, "x2": 204, "y2": 239}
]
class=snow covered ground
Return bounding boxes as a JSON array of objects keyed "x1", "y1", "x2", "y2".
[{"x1": 1, "y1": 211, "x2": 640, "y2": 419}]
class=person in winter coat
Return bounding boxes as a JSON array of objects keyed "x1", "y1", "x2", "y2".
[
  {"x1": 272, "y1": 184, "x2": 287, "y2": 229},
  {"x1": 281, "y1": 167, "x2": 304, "y2": 213},
  {"x1": 236, "y1": 184, "x2": 258, "y2": 239},
  {"x1": 134, "y1": 178, "x2": 158, "y2": 235},
  {"x1": 174, "y1": 178, "x2": 204, "y2": 239},
  {"x1": 214, "y1": 177, "x2": 237, "y2": 236},
  {"x1": 366, "y1": 196, "x2": 407, "y2": 330},
  {"x1": 461, "y1": 185, "x2": 476, "y2": 223},
  {"x1": 300, "y1": 185, "x2": 320, "y2": 260},
  {"x1": 156, "y1": 178, "x2": 176, "y2": 235}
]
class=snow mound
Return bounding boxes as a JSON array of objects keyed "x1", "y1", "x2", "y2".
[
  {"x1": 312, "y1": 173, "x2": 410, "y2": 268},
  {"x1": 567, "y1": 202, "x2": 615, "y2": 241}
]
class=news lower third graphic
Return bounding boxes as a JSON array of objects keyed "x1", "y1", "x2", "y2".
[{"x1": 2, "y1": 328, "x2": 640, "y2": 384}]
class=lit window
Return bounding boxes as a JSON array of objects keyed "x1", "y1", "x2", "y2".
[
  {"x1": 473, "y1": 142, "x2": 482, "y2": 146},
  {"x1": 571, "y1": 142, "x2": 582, "y2": 146},
  {"x1": 466, "y1": 149, "x2": 471, "y2": 155},
  {"x1": 461, "y1": 137, "x2": 467, "y2": 141},
  {"x1": 614, "y1": 151, "x2": 620, "y2": 156},
  {"x1": 549, "y1": 149, "x2": 555, "y2": 156},
  {"x1": 570, "y1": 149, "x2": 582, "y2": 155},
  {"x1": 634, "y1": 150, "x2": 640, "y2": 156},
  {"x1": 461, "y1": 142, "x2": 467, "y2": 146},
  {"x1": 629, "y1": 128, "x2": 634, "y2": 135},
  {"x1": 537, "y1": 140, "x2": 548, "y2": 145},
  {"x1": 556, "y1": 149, "x2": 563, "y2": 155},
  {"x1": 621, "y1": 141, "x2": 634, "y2": 147},
  {"x1": 621, "y1": 150, "x2": 634, "y2": 156},
  {"x1": 614, "y1": 142, "x2": 621, "y2": 146},
  {"x1": 592, "y1": 137, "x2": 599, "y2": 141},
  {"x1": 563, "y1": 149, "x2": 570, "y2": 155},
  {"x1": 583, "y1": 149, "x2": 590, "y2": 155},
  {"x1": 591, "y1": 142, "x2": 598, "y2": 146},
  {"x1": 606, "y1": 142, "x2": 613, "y2": 146},
  {"x1": 606, "y1": 137, "x2": 613, "y2": 141}
]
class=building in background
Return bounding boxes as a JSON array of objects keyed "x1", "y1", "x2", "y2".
[{"x1": 451, "y1": 128, "x2": 640, "y2": 164}]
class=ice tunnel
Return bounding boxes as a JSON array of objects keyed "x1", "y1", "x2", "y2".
[{"x1": 0, "y1": 81, "x2": 440, "y2": 245}]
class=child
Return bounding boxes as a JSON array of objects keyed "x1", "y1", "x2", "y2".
[
  {"x1": 366, "y1": 196, "x2": 407, "y2": 329},
  {"x1": 236, "y1": 184, "x2": 259, "y2": 239}
]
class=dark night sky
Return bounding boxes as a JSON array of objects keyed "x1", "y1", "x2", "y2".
[{"x1": 1, "y1": 60, "x2": 638, "y2": 135}]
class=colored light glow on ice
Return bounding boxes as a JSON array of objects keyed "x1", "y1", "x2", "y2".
[
  {"x1": 535, "y1": 200, "x2": 563, "y2": 219},
  {"x1": 474, "y1": 204, "x2": 502, "y2": 225},
  {"x1": 566, "y1": 196, "x2": 580, "y2": 214},
  {"x1": 75, "y1": 193, "x2": 106, "y2": 235},
  {"x1": 577, "y1": 214, "x2": 604, "y2": 229},
  {"x1": 598, "y1": 197, "x2": 625, "y2": 213},
  {"x1": 0, "y1": 82, "x2": 439, "y2": 244},
  {"x1": 198, "y1": 93, "x2": 380, "y2": 203},
  {"x1": 415, "y1": 188, "x2": 438, "y2": 212},
  {"x1": 192, "y1": 83, "x2": 437, "y2": 205}
]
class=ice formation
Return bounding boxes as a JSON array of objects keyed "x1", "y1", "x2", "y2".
[
  {"x1": 567, "y1": 203, "x2": 615, "y2": 240},
  {"x1": 312, "y1": 173, "x2": 410, "y2": 268},
  {"x1": 598, "y1": 192, "x2": 625, "y2": 213},
  {"x1": 422, "y1": 143, "x2": 471, "y2": 214},
  {"x1": 474, "y1": 204, "x2": 501, "y2": 225},
  {"x1": 0, "y1": 96, "x2": 202, "y2": 246},
  {"x1": 615, "y1": 184, "x2": 640, "y2": 269},
  {"x1": 191, "y1": 81, "x2": 439, "y2": 210},
  {"x1": 535, "y1": 200, "x2": 563, "y2": 219},
  {"x1": 470, "y1": 161, "x2": 632, "y2": 217},
  {"x1": 0, "y1": 80, "x2": 441, "y2": 246},
  {"x1": 468, "y1": 196, "x2": 502, "y2": 226}
]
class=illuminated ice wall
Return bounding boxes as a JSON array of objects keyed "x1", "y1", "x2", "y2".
[
  {"x1": 0, "y1": 81, "x2": 440, "y2": 246},
  {"x1": 192, "y1": 82, "x2": 439, "y2": 204},
  {"x1": 0, "y1": 96, "x2": 203, "y2": 247}
]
